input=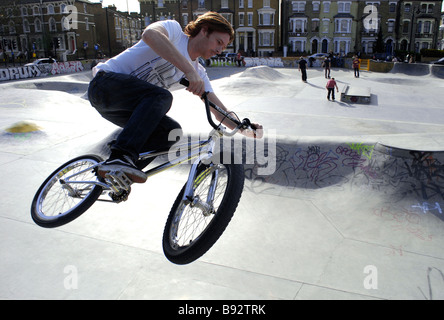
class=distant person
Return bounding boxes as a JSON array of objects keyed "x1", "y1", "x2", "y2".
[
  {"x1": 352, "y1": 55, "x2": 360, "y2": 78},
  {"x1": 298, "y1": 56, "x2": 308, "y2": 82},
  {"x1": 323, "y1": 56, "x2": 331, "y2": 79},
  {"x1": 326, "y1": 77, "x2": 339, "y2": 101}
]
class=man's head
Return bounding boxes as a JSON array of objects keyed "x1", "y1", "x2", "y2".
[
  {"x1": 185, "y1": 12, "x2": 234, "y2": 44},
  {"x1": 185, "y1": 12, "x2": 234, "y2": 59}
]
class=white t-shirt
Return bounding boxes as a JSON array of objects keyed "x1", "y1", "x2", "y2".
[{"x1": 93, "y1": 20, "x2": 213, "y2": 92}]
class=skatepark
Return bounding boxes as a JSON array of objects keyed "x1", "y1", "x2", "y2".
[{"x1": 1, "y1": 62, "x2": 444, "y2": 300}]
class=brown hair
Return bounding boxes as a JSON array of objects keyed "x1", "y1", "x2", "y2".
[{"x1": 184, "y1": 12, "x2": 234, "y2": 44}]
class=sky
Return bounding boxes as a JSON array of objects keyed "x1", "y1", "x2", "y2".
[{"x1": 89, "y1": 0, "x2": 141, "y2": 13}]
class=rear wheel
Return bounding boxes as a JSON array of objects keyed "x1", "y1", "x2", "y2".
[
  {"x1": 31, "y1": 155, "x2": 104, "y2": 228},
  {"x1": 163, "y1": 160, "x2": 245, "y2": 264}
]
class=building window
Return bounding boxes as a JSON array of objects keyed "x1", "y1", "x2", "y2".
[
  {"x1": 404, "y1": 3, "x2": 411, "y2": 12},
  {"x1": 338, "y1": 1, "x2": 351, "y2": 13},
  {"x1": 35, "y1": 18, "x2": 42, "y2": 32},
  {"x1": 49, "y1": 17, "x2": 57, "y2": 32},
  {"x1": 239, "y1": 0, "x2": 244, "y2": 8},
  {"x1": 323, "y1": 1, "x2": 330, "y2": 13},
  {"x1": 335, "y1": 18, "x2": 351, "y2": 33},
  {"x1": 387, "y1": 19, "x2": 395, "y2": 33},
  {"x1": 292, "y1": 1, "x2": 306, "y2": 12},
  {"x1": 313, "y1": 1, "x2": 320, "y2": 11},
  {"x1": 248, "y1": 0, "x2": 253, "y2": 8},
  {"x1": 259, "y1": 13, "x2": 274, "y2": 25},
  {"x1": 33, "y1": 6, "x2": 41, "y2": 16},
  {"x1": 312, "y1": 19, "x2": 320, "y2": 32},
  {"x1": 23, "y1": 19, "x2": 30, "y2": 33},
  {"x1": 402, "y1": 20, "x2": 409, "y2": 33},
  {"x1": 422, "y1": 21, "x2": 432, "y2": 33},
  {"x1": 290, "y1": 18, "x2": 307, "y2": 32},
  {"x1": 239, "y1": 13, "x2": 244, "y2": 26},
  {"x1": 221, "y1": 0, "x2": 228, "y2": 9},
  {"x1": 259, "y1": 31, "x2": 274, "y2": 46},
  {"x1": 247, "y1": 12, "x2": 253, "y2": 25},
  {"x1": 389, "y1": 2, "x2": 396, "y2": 12},
  {"x1": 48, "y1": 4, "x2": 55, "y2": 14},
  {"x1": 322, "y1": 19, "x2": 329, "y2": 33}
]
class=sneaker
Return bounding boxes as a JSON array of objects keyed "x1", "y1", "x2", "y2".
[{"x1": 98, "y1": 154, "x2": 147, "y2": 183}]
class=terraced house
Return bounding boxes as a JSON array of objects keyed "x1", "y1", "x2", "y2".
[{"x1": 281, "y1": 0, "x2": 443, "y2": 56}]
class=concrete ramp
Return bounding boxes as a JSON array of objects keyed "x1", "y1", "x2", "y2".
[
  {"x1": 431, "y1": 65, "x2": 444, "y2": 79},
  {"x1": 391, "y1": 62, "x2": 444, "y2": 79}
]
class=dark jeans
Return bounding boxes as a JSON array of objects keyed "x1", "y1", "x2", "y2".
[
  {"x1": 301, "y1": 68, "x2": 307, "y2": 81},
  {"x1": 88, "y1": 71, "x2": 182, "y2": 162},
  {"x1": 327, "y1": 88, "x2": 335, "y2": 100}
]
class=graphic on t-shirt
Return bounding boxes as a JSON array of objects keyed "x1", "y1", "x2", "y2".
[{"x1": 130, "y1": 57, "x2": 180, "y2": 89}]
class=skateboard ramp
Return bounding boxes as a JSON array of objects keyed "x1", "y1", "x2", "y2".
[{"x1": 391, "y1": 62, "x2": 444, "y2": 79}]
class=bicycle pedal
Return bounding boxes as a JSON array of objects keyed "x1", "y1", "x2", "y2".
[{"x1": 105, "y1": 170, "x2": 132, "y2": 191}]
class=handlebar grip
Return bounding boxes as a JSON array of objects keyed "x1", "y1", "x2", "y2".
[
  {"x1": 242, "y1": 118, "x2": 258, "y2": 130},
  {"x1": 180, "y1": 78, "x2": 190, "y2": 87}
]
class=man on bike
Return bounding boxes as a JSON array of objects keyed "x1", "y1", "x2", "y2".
[{"x1": 88, "y1": 12, "x2": 262, "y2": 184}]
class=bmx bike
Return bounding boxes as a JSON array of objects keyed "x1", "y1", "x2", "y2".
[{"x1": 30, "y1": 79, "x2": 257, "y2": 265}]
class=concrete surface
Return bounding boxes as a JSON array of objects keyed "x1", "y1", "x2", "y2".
[{"x1": 1, "y1": 64, "x2": 444, "y2": 300}]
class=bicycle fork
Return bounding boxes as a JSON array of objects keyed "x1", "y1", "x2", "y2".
[{"x1": 182, "y1": 136, "x2": 219, "y2": 216}]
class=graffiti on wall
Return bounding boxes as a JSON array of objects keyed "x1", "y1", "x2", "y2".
[
  {"x1": 244, "y1": 141, "x2": 444, "y2": 207},
  {"x1": 0, "y1": 61, "x2": 84, "y2": 82}
]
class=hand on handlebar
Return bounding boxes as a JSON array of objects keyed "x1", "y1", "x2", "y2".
[
  {"x1": 184, "y1": 72, "x2": 205, "y2": 97},
  {"x1": 241, "y1": 120, "x2": 264, "y2": 139}
]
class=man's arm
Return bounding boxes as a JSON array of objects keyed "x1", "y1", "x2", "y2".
[{"x1": 142, "y1": 23, "x2": 205, "y2": 96}]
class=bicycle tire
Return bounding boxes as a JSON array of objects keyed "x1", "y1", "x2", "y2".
[
  {"x1": 31, "y1": 155, "x2": 104, "y2": 228},
  {"x1": 162, "y1": 159, "x2": 245, "y2": 264}
]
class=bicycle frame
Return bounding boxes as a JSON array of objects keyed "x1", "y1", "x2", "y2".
[{"x1": 60, "y1": 127, "x2": 224, "y2": 201}]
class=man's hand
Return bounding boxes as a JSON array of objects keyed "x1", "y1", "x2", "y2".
[
  {"x1": 241, "y1": 123, "x2": 264, "y2": 139},
  {"x1": 184, "y1": 71, "x2": 205, "y2": 97}
]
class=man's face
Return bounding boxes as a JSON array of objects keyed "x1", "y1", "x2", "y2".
[{"x1": 200, "y1": 30, "x2": 230, "y2": 59}]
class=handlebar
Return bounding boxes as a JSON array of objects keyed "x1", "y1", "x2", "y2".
[{"x1": 180, "y1": 78, "x2": 257, "y2": 136}]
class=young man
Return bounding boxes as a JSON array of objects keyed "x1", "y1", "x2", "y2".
[
  {"x1": 326, "y1": 77, "x2": 339, "y2": 101},
  {"x1": 298, "y1": 56, "x2": 307, "y2": 82},
  {"x1": 88, "y1": 12, "x2": 262, "y2": 184}
]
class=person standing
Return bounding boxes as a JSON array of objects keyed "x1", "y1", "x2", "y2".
[
  {"x1": 298, "y1": 56, "x2": 308, "y2": 82},
  {"x1": 323, "y1": 56, "x2": 331, "y2": 79},
  {"x1": 352, "y1": 55, "x2": 360, "y2": 78},
  {"x1": 326, "y1": 77, "x2": 339, "y2": 101}
]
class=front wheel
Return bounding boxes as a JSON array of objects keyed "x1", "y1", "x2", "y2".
[
  {"x1": 162, "y1": 161, "x2": 245, "y2": 264},
  {"x1": 31, "y1": 155, "x2": 104, "y2": 228}
]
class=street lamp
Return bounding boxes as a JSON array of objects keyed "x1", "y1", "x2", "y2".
[{"x1": 408, "y1": 6, "x2": 421, "y2": 53}]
